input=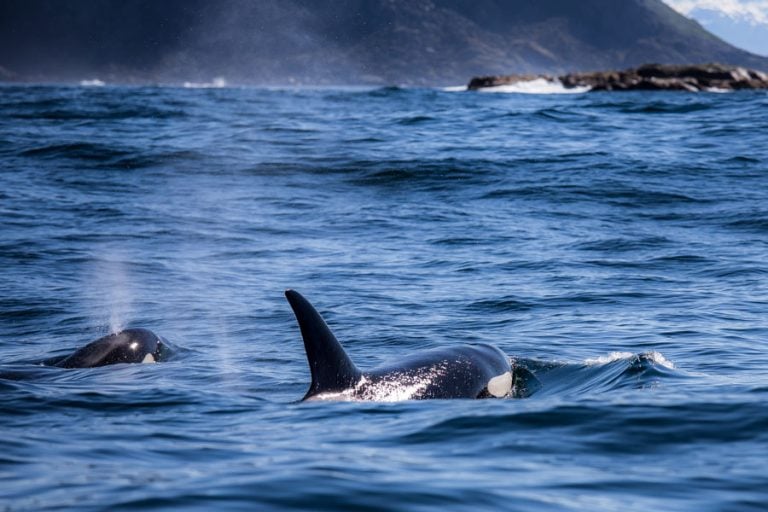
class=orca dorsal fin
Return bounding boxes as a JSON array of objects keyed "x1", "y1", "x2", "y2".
[{"x1": 285, "y1": 290, "x2": 361, "y2": 399}]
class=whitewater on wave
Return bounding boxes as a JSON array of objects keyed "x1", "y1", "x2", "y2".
[
  {"x1": 444, "y1": 79, "x2": 590, "y2": 94},
  {"x1": 80, "y1": 79, "x2": 106, "y2": 87},
  {"x1": 471, "y1": 78, "x2": 591, "y2": 94},
  {"x1": 585, "y1": 351, "x2": 675, "y2": 369},
  {"x1": 183, "y1": 77, "x2": 228, "y2": 89}
]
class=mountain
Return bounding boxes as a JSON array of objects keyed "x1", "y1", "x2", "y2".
[{"x1": 1, "y1": 0, "x2": 767, "y2": 85}]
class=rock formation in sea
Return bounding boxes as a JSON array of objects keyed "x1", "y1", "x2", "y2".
[{"x1": 468, "y1": 64, "x2": 768, "y2": 92}]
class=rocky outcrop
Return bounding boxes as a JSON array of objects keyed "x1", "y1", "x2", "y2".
[{"x1": 468, "y1": 64, "x2": 768, "y2": 92}]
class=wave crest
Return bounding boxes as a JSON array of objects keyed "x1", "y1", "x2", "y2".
[
  {"x1": 476, "y1": 78, "x2": 590, "y2": 95},
  {"x1": 585, "y1": 351, "x2": 675, "y2": 369}
]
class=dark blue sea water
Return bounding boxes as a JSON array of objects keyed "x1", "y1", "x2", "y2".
[{"x1": 1, "y1": 84, "x2": 767, "y2": 511}]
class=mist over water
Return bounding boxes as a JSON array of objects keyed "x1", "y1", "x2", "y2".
[
  {"x1": 0, "y1": 0, "x2": 392, "y2": 85},
  {"x1": 1, "y1": 84, "x2": 767, "y2": 510},
  {"x1": 92, "y1": 255, "x2": 133, "y2": 334}
]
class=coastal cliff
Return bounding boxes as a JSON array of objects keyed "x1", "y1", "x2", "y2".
[{"x1": 468, "y1": 64, "x2": 768, "y2": 92}]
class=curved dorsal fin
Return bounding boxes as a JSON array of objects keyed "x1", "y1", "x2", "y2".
[{"x1": 285, "y1": 290, "x2": 361, "y2": 399}]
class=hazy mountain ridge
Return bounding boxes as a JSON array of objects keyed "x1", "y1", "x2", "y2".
[{"x1": 1, "y1": 0, "x2": 766, "y2": 85}]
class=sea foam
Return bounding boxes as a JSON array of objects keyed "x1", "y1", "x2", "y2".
[
  {"x1": 477, "y1": 78, "x2": 589, "y2": 94},
  {"x1": 585, "y1": 351, "x2": 675, "y2": 369},
  {"x1": 183, "y1": 77, "x2": 228, "y2": 89},
  {"x1": 80, "y1": 79, "x2": 105, "y2": 87}
]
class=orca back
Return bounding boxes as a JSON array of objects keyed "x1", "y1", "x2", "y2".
[{"x1": 363, "y1": 344, "x2": 512, "y2": 400}]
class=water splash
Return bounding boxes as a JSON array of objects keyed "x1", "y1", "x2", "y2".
[
  {"x1": 584, "y1": 351, "x2": 636, "y2": 365},
  {"x1": 475, "y1": 78, "x2": 590, "y2": 94},
  {"x1": 183, "y1": 77, "x2": 228, "y2": 89},
  {"x1": 80, "y1": 79, "x2": 106, "y2": 87},
  {"x1": 585, "y1": 351, "x2": 675, "y2": 369}
]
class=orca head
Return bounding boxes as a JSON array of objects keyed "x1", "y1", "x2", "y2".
[{"x1": 55, "y1": 328, "x2": 166, "y2": 368}]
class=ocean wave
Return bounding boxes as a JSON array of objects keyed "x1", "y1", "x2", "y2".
[
  {"x1": 475, "y1": 78, "x2": 590, "y2": 95},
  {"x1": 464, "y1": 296, "x2": 536, "y2": 312},
  {"x1": 7, "y1": 99, "x2": 188, "y2": 121},
  {"x1": 20, "y1": 142, "x2": 131, "y2": 160},
  {"x1": 395, "y1": 115, "x2": 436, "y2": 125},
  {"x1": 17, "y1": 142, "x2": 203, "y2": 169},
  {"x1": 183, "y1": 77, "x2": 228, "y2": 89},
  {"x1": 723, "y1": 215, "x2": 768, "y2": 233},
  {"x1": 410, "y1": 401, "x2": 768, "y2": 462},
  {"x1": 80, "y1": 79, "x2": 106, "y2": 87},
  {"x1": 574, "y1": 236, "x2": 672, "y2": 252},
  {"x1": 584, "y1": 351, "x2": 674, "y2": 369},
  {"x1": 617, "y1": 101, "x2": 716, "y2": 114},
  {"x1": 342, "y1": 159, "x2": 495, "y2": 189},
  {"x1": 518, "y1": 351, "x2": 680, "y2": 398}
]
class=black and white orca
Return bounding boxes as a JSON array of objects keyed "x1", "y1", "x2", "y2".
[
  {"x1": 285, "y1": 289, "x2": 517, "y2": 401},
  {"x1": 51, "y1": 328, "x2": 167, "y2": 368}
]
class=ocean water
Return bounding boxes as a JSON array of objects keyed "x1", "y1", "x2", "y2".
[{"x1": 1, "y1": 84, "x2": 767, "y2": 511}]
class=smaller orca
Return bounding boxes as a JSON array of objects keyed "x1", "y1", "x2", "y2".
[
  {"x1": 285, "y1": 290, "x2": 516, "y2": 401},
  {"x1": 52, "y1": 328, "x2": 167, "y2": 368}
]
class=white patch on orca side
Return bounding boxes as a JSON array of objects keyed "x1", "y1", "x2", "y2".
[
  {"x1": 141, "y1": 353, "x2": 156, "y2": 364},
  {"x1": 307, "y1": 368, "x2": 444, "y2": 402},
  {"x1": 355, "y1": 372, "x2": 435, "y2": 402},
  {"x1": 486, "y1": 372, "x2": 513, "y2": 398}
]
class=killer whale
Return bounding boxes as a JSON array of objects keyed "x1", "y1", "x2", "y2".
[
  {"x1": 285, "y1": 289, "x2": 514, "y2": 401},
  {"x1": 51, "y1": 328, "x2": 167, "y2": 368}
]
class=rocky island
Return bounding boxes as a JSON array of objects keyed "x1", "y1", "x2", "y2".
[{"x1": 468, "y1": 64, "x2": 768, "y2": 92}]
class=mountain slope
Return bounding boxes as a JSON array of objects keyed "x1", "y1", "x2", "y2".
[{"x1": 1, "y1": 0, "x2": 766, "y2": 85}]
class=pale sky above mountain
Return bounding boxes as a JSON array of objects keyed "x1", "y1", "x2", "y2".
[{"x1": 663, "y1": 0, "x2": 768, "y2": 55}]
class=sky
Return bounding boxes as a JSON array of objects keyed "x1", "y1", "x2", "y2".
[{"x1": 663, "y1": 0, "x2": 768, "y2": 55}]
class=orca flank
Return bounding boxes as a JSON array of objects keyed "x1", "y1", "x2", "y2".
[{"x1": 285, "y1": 290, "x2": 513, "y2": 401}]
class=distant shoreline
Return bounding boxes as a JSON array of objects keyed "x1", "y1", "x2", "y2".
[{"x1": 468, "y1": 63, "x2": 768, "y2": 92}]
